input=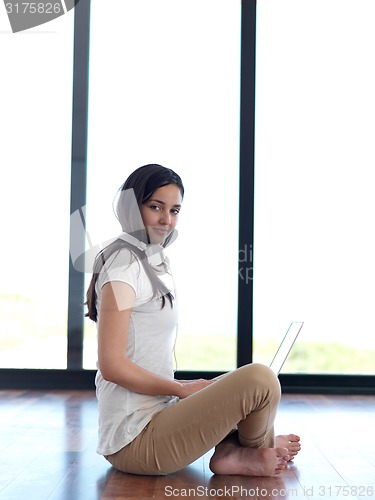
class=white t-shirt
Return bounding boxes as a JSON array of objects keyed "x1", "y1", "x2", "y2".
[{"x1": 94, "y1": 247, "x2": 179, "y2": 456}]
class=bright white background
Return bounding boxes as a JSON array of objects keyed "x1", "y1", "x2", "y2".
[
  {"x1": 0, "y1": 8, "x2": 73, "y2": 367},
  {"x1": 1, "y1": 1, "x2": 374, "y2": 374},
  {"x1": 83, "y1": 0, "x2": 241, "y2": 370},
  {"x1": 253, "y1": 0, "x2": 375, "y2": 373}
]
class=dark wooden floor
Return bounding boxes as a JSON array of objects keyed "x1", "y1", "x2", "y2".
[{"x1": 0, "y1": 391, "x2": 374, "y2": 500}]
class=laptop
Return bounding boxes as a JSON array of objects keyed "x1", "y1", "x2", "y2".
[
  {"x1": 212, "y1": 321, "x2": 303, "y2": 382},
  {"x1": 269, "y1": 321, "x2": 304, "y2": 375}
]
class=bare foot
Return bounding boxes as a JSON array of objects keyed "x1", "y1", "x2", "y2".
[
  {"x1": 209, "y1": 438, "x2": 290, "y2": 476},
  {"x1": 275, "y1": 434, "x2": 301, "y2": 461}
]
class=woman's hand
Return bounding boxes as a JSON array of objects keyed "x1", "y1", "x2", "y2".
[
  {"x1": 98, "y1": 282, "x2": 219, "y2": 399},
  {"x1": 176, "y1": 378, "x2": 215, "y2": 399}
]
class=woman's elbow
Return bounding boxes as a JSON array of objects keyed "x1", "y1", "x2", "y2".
[
  {"x1": 98, "y1": 360, "x2": 120, "y2": 384},
  {"x1": 100, "y1": 369, "x2": 116, "y2": 383}
]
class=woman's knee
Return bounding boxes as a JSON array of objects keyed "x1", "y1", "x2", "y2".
[{"x1": 235, "y1": 363, "x2": 281, "y2": 400}]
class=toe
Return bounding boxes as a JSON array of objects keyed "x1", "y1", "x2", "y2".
[
  {"x1": 288, "y1": 434, "x2": 300, "y2": 442},
  {"x1": 276, "y1": 447, "x2": 290, "y2": 460},
  {"x1": 290, "y1": 442, "x2": 301, "y2": 452}
]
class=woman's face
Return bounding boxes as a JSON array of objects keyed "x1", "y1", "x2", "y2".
[{"x1": 140, "y1": 184, "x2": 182, "y2": 244}]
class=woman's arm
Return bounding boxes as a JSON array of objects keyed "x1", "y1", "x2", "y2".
[{"x1": 97, "y1": 281, "x2": 213, "y2": 399}]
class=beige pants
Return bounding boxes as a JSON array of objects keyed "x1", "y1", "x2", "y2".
[{"x1": 106, "y1": 363, "x2": 281, "y2": 475}]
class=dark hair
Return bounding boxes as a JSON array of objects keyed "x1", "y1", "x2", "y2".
[{"x1": 85, "y1": 164, "x2": 184, "y2": 322}]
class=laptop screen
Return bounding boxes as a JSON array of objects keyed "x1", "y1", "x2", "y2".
[{"x1": 269, "y1": 321, "x2": 304, "y2": 375}]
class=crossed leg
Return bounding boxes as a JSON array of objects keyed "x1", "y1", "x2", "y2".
[{"x1": 107, "y1": 364, "x2": 302, "y2": 477}]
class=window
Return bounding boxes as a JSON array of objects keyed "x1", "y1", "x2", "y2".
[
  {"x1": 3, "y1": 1, "x2": 374, "y2": 393},
  {"x1": 0, "y1": 13, "x2": 74, "y2": 368},
  {"x1": 253, "y1": 0, "x2": 375, "y2": 374},
  {"x1": 83, "y1": 0, "x2": 241, "y2": 371}
]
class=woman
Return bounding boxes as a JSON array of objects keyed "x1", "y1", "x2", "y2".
[{"x1": 86, "y1": 164, "x2": 301, "y2": 476}]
